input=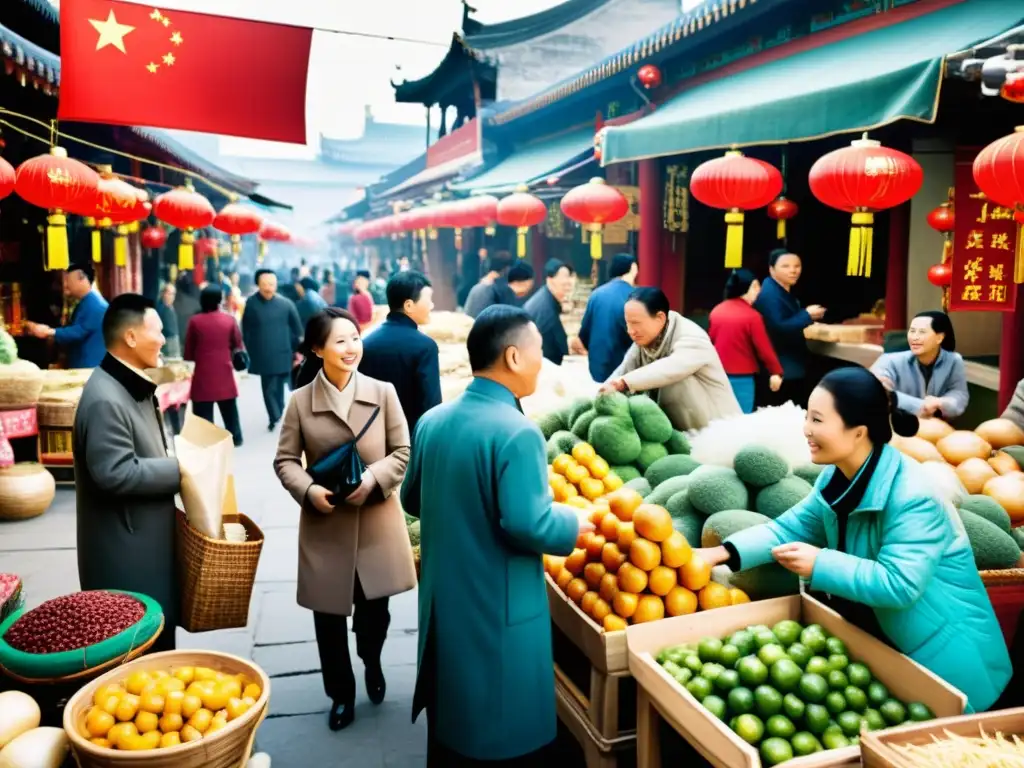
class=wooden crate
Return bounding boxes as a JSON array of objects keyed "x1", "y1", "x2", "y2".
[{"x1": 556, "y1": 665, "x2": 637, "y2": 768}]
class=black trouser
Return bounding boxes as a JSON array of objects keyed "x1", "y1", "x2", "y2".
[
  {"x1": 260, "y1": 373, "x2": 289, "y2": 425},
  {"x1": 312, "y1": 577, "x2": 390, "y2": 704},
  {"x1": 191, "y1": 399, "x2": 243, "y2": 446}
]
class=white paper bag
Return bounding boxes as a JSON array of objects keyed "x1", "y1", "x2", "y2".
[{"x1": 174, "y1": 412, "x2": 234, "y2": 539}]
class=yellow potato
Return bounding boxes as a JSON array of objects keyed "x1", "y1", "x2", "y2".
[
  {"x1": 107, "y1": 722, "x2": 138, "y2": 748},
  {"x1": 164, "y1": 690, "x2": 185, "y2": 716},
  {"x1": 125, "y1": 671, "x2": 153, "y2": 696},
  {"x1": 181, "y1": 693, "x2": 202, "y2": 719},
  {"x1": 158, "y1": 713, "x2": 183, "y2": 734},
  {"x1": 89, "y1": 738, "x2": 112, "y2": 748},
  {"x1": 93, "y1": 683, "x2": 125, "y2": 707},
  {"x1": 86, "y1": 707, "x2": 116, "y2": 738},
  {"x1": 242, "y1": 683, "x2": 262, "y2": 700},
  {"x1": 188, "y1": 707, "x2": 214, "y2": 734},
  {"x1": 160, "y1": 731, "x2": 182, "y2": 748},
  {"x1": 193, "y1": 666, "x2": 218, "y2": 682},
  {"x1": 139, "y1": 690, "x2": 165, "y2": 714},
  {"x1": 172, "y1": 666, "x2": 195, "y2": 684},
  {"x1": 180, "y1": 724, "x2": 203, "y2": 743},
  {"x1": 115, "y1": 693, "x2": 140, "y2": 722},
  {"x1": 134, "y1": 711, "x2": 159, "y2": 734},
  {"x1": 226, "y1": 697, "x2": 251, "y2": 721}
]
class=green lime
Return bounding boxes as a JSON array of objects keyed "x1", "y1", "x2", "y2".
[
  {"x1": 825, "y1": 691, "x2": 846, "y2": 715},
  {"x1": 702, "y1": 694, "x2": 727, "y2": 720},
  {"x1": 863, "y1": 708, "x2": 886, "y2": 731},
  {"x1": 791, "y1": 731, "x2": 822, "y2": 756},
  {"x1": 719, "y1": 643, "x2": 741, "y2": 669},
  {"x1": 772, "y1": 620, "x2": 803, "y2": 647},
  {"x1": 867, "y1": 681, "x2": 889, "y2": 707},
  {"x1": 786, "y1": 642, "x2": 812, "y2": 668},
  {"x1": 754, "y1": 685, "x2": 784, "y2": 718},
  {"x1": 798, "y1": 673, "x2": 829, "y2": 703},
  {"x1": 804, "y1": 703, "x2": 831, "y2": 735},
  {"x1": 665, "y1": 646, "x2": 691, "y2": 665},
  {"x1": 760, "y1": 736, "x2": 794, "y2": 765},
  {"x1": 701, "y1": 663, "x2": 725, "y2": 683},
  {"x1": 844, "y1": 686, "x2": 868, "y2": 713},
  {"x1": 728, "y1": 716, "x2": 738, "y2": 731},
  {"x1": 683, "y1": 654, "x2": 705, "y2": 674},
  {"x1": 828, "y1": 654, "x2": 849, "y2": 672},
  {"x1": 908, "y1": 702, "x2": 934, "y2": 722},
  {"x1": 687, "y1": 677, "x2": 713, "y2": 700},
  {"x1": 880, "y1": 699, "x2": 907, "y2": 726},
  {"x1": 670, "y1": 667, "x2": 693, "y2": 686},
  {"x1": 656, "y1": 648, "x2": 669, "y2": 664},
  {"x1": 754, "y1": 630, "x2": 779, "y2": 649},
  {"x1": 736, "y1": 656, "x2": 769, "y2": 687},
  {"x1": 716, "y1": 669, "x2": 740, "y2": 693},
  {"x1": 826, "y1": 636, "x2": 847, "y2": 656},
  {"x1": 727, "y1": 686, "x2": 755, "y2": 715},
  {"x1": 822, "y1": 728, "x2": 850, "y2": 750},
  {"x1": 662, "y1": 660, "x2": 684, "y2": 677},
  {"x1": 733, "y1": 714, "x2": 765, "y2": 745},
  {"x1": 827, "y1": 670, "x2": 849, "y2": 691},
  {"x1": 805, "y1": 623, "x2": 825, "y2": 637},
  {"x1": 805, "y1": 656, "x2": 830, "y2": 676},
  {"x1": 758, "y1": 644, "x2": 788, "y2": 667},
  {"x1": 770, "y1": 659, "x2": 802, "y2": 693},
  {"x1": 846, "y1": 662, "x2": 871, "y2": 688},
  {"x1": 698, "y1": 637, "x2": 723, "y2": 663},
  {"x1": 765, "y1": 714, "x2": 796, "y2": 740},
  {"x1": 782, "y1": 693, "x2": 805, "y2": 721},
  {"x1": 729, "y1": 630, "x2": 755, "y2": 657},
  {"x1": 747, "y1": 624, "x2": 771, "y2": 636},
  {"x1": 837, "y1": 711, "x2": 863, "y2": 737},
  {"x1": 800, "y1": 627, "x2": 828, "y2": 654}
]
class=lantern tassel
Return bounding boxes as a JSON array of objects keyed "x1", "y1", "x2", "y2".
[
  {"x1": 46, "y1": 213, "x2": 69, "y2": 271},
  {"x1": 849, "y1": 211, "x2": 874, "y2": 277},
  {"x1": 590, "y1": 227, "x2": 603, "y2": 260},
  {"x1": 114, "y1": 226, "x2": 128, "y2": 267},
  {"x1": 454, "y1": 228, "x2": 463, "y2": 252},
  {"x1": 179, "y1": 230, "x2": 195, "y2": 271},
  {"x1": 941, "y1": 287, "x2": 950, "y2": 313},
  {"x1": 776, "y1": 219, "x2": 786, "y2": 241},
  {"x1": 516, "y1": 226, "x2": 528, "y2": 258},
  {"x1": 231, "y1": 234, "x2": 241, "y2": 256},
  {"x1": 91, "y1": 229, "x2": 102, "y2": 263},
  {"x1": 1015, "y1": 220, "x2": 1024, "y2": 284},
  {"x1": 941, "y1": 237, "x2": 953, "y2": 264},
  {"x1": 724, "y1": 210, "x2": 744, "y2": 269},
  {"x1": 258, "y1": 241, "x2": 267, "y2": 264}
]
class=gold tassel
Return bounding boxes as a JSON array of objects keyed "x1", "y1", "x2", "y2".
[
  {"x1": 847, "y1": 227, "x2": 861, "y2": 276},
  {"x1": 258, "y1": 241, "x2": 267, "y2": 264},
  {"x1": 776, "y1": 218, "x2": 786, "y2": 241},
  {"x1": 179, "y1": 230, "x2": 195, "y2": 270},
  {"x1": 454, "y1": 228, "x2": 463, "y2": 251},
  {"x1": 231, "y1": 234, "x2": 241, "y2": 255},
  {"x1": 46, "y1": 212, "x2": 68, "y2": 271},
  {"x1": 114, "y1": 226, "x2": 128, "y2": 267},
  {"x1": 590, "y1": 226, "x2": 603, "y2": 260},
  {"x1": 849, "y1": 211, "x2": 874, "y2": 277},
  {"x1": 516, "y1": 226, "x2": 528, "y2": 258},
  {"x1": 91, "y1": 229, "x2": 102, "y2": 263},
  {"x1": 1015, "y1": 220, "x2": 1024, "y2": 284},
  {"x1": 724, "y1": 210, "x2": 744, "y2": 268}
]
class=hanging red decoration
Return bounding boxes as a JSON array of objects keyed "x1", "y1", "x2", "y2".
[
  {"x1": 141, "y1": 226, "x2": 167, "y2": 250},
  {"x1": 926, "y1": 201, "x2": 956, "y2": 234},
  {"x1": 560, "y1": 178, "x2": 630, "y2": 260},
  {"x1": 214, "y1": 198, "x2": 263, "y2": 255},
  {"x1": 466, "y1": 194, "x2": 499, "y2": 235},
  {"x1": 497, "y1": 186, "x2": 547, "y2": 257},
  {"x1": 637, "y1": 64, "x2": 662, "y2": 90},
  {"x1": 153, "y1": 180, "x2": 216, "y2": 270},
  {"x1": 927, "y1": 262, "x2": 952, "y2": 287},
  {"x1": 196, "y1": 237, "x2": 220, "y2": 262},
  {"x1": 690, "y1": 151, "x2": 783, "y2": 268},
  {"x1": 1002, "y1": 73, "x2": 1024, "y2": 105},
  {"x1": 766, "y1": 196, "x2": 799, "y2": 241},
  {"x1": 91, "y1": 167, "x2": 142, "y2": 267},
  {"x1": 809, "y1": 134, "x2": 922, "y2": 278},
  {"x1": 0, "y1": 157, "x2": 15, "y2": 201},
  {"x1": 926, "y1": 200, "x2": 956, "y2": 299},
  {"x1": 973, "y1": 126, "x2": 1024, "y2": 284},
  {"x1": 15, "y1": 146, "x2": 99, "y2": 270}
]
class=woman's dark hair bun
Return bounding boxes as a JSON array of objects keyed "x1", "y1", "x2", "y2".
[{"x1": 889, "y1": 396, "x2": 920, "y2": 438}]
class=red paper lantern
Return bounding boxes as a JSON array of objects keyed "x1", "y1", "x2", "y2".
[
  {"x1": 15, "y1": 146, "x2": 100, "y2": 270},
  {"x1": 926, "y1": 202, "x2": 955, "y2": 234},
  {"x1": 561, "y1": 178, "x2": 630, "y2": 260},
  {"x1": 927, "y1": 262, "x2": 952, "y2": 287},
  {"x1": 214, "y1": 200, "x2": 263, "y2": 256},
  {"x1": 259, "y1": 220, "x2": 291, "y2": 242},
  {"x1": 497, "y1": 186, "x2": 547, "y2": 257},
  {"x1": 196, "y1": 237, "x2": 219, "y2": 261},
  {"x1": 1002, "y1": 73, "x2": 1024, "y2": 104},
  {"x1": 690, "y1": 151, "x2": 783, "y2": 268},
  {"x1": 466, "y1": 194, "x2": 499, "y2": 233},
  {"x1": 153, "y1": 180, "x2": 216, "y2": 270},
  {"x1": 0, "y1": 157, "x2": 15, "y2": 202},
  {"x1": 91, "y1": 168, "x2": 144, "y2": 267},
  {"x1": 809, "y1": 135, "x2": 922, "y2": 278},
  {"x1": 974, "y1": 126, "x2": 1024, "y2": 283},
  {"x1": 141, "y1": 226, "x2": 167, "y2": 250},
  {"x1": 637, "y1": 64, "x2": 662, "y2": 90},
  {"x1": 766, "y1": 196, "x2": 799, "y2": 241}
]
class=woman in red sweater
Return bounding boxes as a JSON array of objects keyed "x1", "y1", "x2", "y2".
[{"x1": 708, "y1": 269, "x2": 783, "y2": 413}]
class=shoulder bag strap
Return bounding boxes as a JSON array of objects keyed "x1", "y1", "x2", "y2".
[{"x1": 353, "y1": 406, "x2": 380, "y2": 442}]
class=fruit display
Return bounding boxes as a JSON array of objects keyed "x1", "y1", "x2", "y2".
[
  {"x1": 655, "y1": 619, "x2": 934, "y2": 764},
  {"x1": 0, "y1": 691, "x2": 69, "y2": 767},
  {"x1": 75, "y1": 664, "x2": 263, "y2": 750},
  {"x1": 0, "y1": 575, "x2": 22, "y2": 624}
]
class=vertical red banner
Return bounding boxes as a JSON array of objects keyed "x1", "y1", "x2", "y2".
[{"x1": 950, "y1": 153, "x2": 1018, "y2": 313}]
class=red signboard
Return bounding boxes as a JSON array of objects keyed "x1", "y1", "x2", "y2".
[{"x1": 950, "y1": 154, "x2": 1018, "y2": 313}]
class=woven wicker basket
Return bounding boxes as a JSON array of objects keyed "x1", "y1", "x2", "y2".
[
  {"x1": 64, "y1": 649, "x2": 270, "y2": 768},
  {"x1": 0, "y1": 462, "x2": 56, "y2": 520},
  {"x1": 981, "y1": 568, "x2": 1024, "y2": 586},
  {"x1": 176, "y1": 511, "x2": 264, "y2": 633},
  {"x1": 37, "y1": 397, "x2": 78, "y2": 427},
  {"x1": 0, "y1": 361, "x2": 44, "y2": 407}
]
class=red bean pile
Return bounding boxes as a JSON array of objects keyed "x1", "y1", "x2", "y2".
[
  {"x1": 4, "y1": 591, "x2": 144, "y2": 654},
  {"x1": 0, "y1": 573, "x2": 19, "y2": 605}
]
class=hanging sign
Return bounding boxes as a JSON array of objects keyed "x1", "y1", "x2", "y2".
[
  {"x1": 663, "y1": 164, "x2": 690, "y2": 233},
  {"x1": 949, "y1": 153, "x2": 1018, "y2": 313}
]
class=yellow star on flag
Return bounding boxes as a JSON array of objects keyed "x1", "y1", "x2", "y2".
[
  {"x1": 161, "y1": 17, "x2": 171, "y2": 27},
  {"x1": 163, "y1": 52, "x2": 175, "y2": 66},
  {"x1": 89, "y1": 10, "x2": 135, "y2": 54},
  {"x1": 170, "y1": 31, "x2": 183, "y2": 45},
  {"x1": 150, "y1": 9, "x2": 162, "y2": 21},
  {"x1": 146, "y1": 62, "x2": 159, "y2": 74}
]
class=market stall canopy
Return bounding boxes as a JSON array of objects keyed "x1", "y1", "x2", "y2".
[
  {"x1": 599, "y1": 0, "x2": 1024, "y2": 165},
  {"x1": 450, "y1": 127, "x2": 596, "y2": 196}
]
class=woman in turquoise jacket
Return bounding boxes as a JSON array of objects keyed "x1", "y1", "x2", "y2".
[{"x1": 697, "y1": 366, "x2": 1011, "y2": 712}]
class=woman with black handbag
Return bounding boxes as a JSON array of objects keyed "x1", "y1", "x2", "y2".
[{"x1": 274, "y1": 307, "x2": 416, "y2": 732}]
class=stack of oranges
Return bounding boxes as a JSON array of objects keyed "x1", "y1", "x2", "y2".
[
  {"x1": 545, "y1": 486, "x2": 750, "y2": 633},
  {"x1": 549, "y1": 442, "x2": 624, "y2": 503}
]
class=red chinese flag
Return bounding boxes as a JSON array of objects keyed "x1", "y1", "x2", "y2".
[{"x1": 58, "y1": 0, "x2": 312, "y2": 144}]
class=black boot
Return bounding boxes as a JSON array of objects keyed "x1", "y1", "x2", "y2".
[
  {"x1": 328, "y1": 699, "x2": 355, "y2": 731},
  {"x1": 365, "y1": 662, "x2": 386, "y2": 705}
]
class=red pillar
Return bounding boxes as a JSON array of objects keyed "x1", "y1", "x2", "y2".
[
  {"x1": 1000, "y1": 285, "x2": 1024, "y2": 411},
  {"x1": 884, "y1": 203, "x2": 910, "y2": 332},
  {"x1": 530, "y1": 226, "x2": 547, "y2": 278},
  {"x1": 661, "y1": 230, "x2": 685, "y2": 313},
  {"x1": 638, "y1": 159, "x2": 662, "y2": 287}
]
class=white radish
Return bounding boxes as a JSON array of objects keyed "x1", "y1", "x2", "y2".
[
  {"x1": 0, "y1": 692, "x2": 40, "y2": 749},
  {"x1": 0, "y1": 727, "x2": 68, "y2": 768}
]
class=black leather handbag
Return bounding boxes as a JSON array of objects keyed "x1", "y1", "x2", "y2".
[
  {"x1": 232, "y1": 348, "x2": 250, "y2": 372},
  {"x1": 308, "y1": 407, "x2": 380, "y2": 503}
]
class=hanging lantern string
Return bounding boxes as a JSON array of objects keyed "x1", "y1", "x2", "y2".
[{"x1": 0, "y1": 108, "x2": 238, "y2": 199}]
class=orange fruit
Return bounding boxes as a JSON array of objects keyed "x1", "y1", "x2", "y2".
[
  {"x1": 608, "y1": 488, "x2": 643, "y2": 521},
  {"x1": 565, "y1": 578, "x2": 588, "y2": 603},
  {"x1": 617, "y1": 521, "x2": 637, "y2": 550},
  {"x1": 564, "y1": 549, "x2": 587, "y2": 576},
  {"x1": 580, "y1": 591, "x2": 600, "y2": 616},
  {"x1": 572, "y1": 442, "x2": 597, "y2": 465},
  {"x1": 589, "y1": 507, "x2": 608, "y2": 527},
  {"x1": 549, "y1": 475, "x2": 570, "y2": 503},
  {"x1": 565, "y1": 463, "x2": 590, "y2": 485},
  {"x1": 601, "y1": 542, "x2": 627, "y2": 573},
  {"x1": 665, "y1": 586, "x2": 699, "y2": 616},
  {"x1": 602, "y1": 472, "x2": 624, "y2": 493},
  {"x1": 613, "y1": 590, "x2": 639, "y2": 619},
  {"x1": 587, "y1": 456, "x2": 610, "y2": 480},
  {"x1": 630, "y1": 538, "x2": 662, "y2": 571},
  {"x1": 551, "y1": 454, "x2": 574, "y2": 475},
  {"x1": 648, "y1": 565, "x2": 678, "y2": 596},
  {"x1": 566, "y1": 496, "x2": 590, "y2": 510},
  {"x1": 633, "y1": 594, "x2": 666, "y2": 624},
  {"x1": 660, "y1": 531, "x2": 693, "y2": 568},
  {"x1": 678, "y1": 554, "x2": 712, "y2": 591},
  {"x1": 555, "y1": 568, "x2": 574, "y2": 591},
  {"x1": 543, "y1": 555, "x2": 565, "y2": 576},
  {"x1": 599, "y1": 512, "x2": 621, "y2": 541},
  {"x1": 565, "y1": 483, "x2": 579, "y2": 499},
  {"x1": 599, "y1": 572, "x2": 620, "y2": 602},
  {"x1": 580, "y1": 477, "x2": 605, "y2": 501},
  {"x1": 633, "y1": 504, "x2": 674, "y2": 543},
  {"x1": 584, "y1": 562, "x2": 607, "y2": 590},
  {"x1": 591, "y1": 598, "x2": 612, "y2": 622},
  {"x1": 603, "y1": 614, "x2": 628, "y2": 632},
  {"x1": 698, "y1": 582, "x2": 732, "y2": 611},
  {"x1": 585, "y1": 534, "x2": 607, "y2": 561},
  {"x1": 617, "y1": 563, "x2": 648, "y2": 594},
  {"x1": 729, "y1": 587, "x2": 751, "y2": 605}
]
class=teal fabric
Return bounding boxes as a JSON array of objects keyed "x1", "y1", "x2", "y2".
[
  {"x1": 601, "y1": 0, "x2": 1024, "y2": 163},
  {"x1": 726, "y1": 444, "x2": 1011, "y2": 713},
  {"x1": 451, "y1": 128, "x2": 595, "y2": 194},
  {"x1": 402, "y1": 377, "x2": 579, "y2": 760}
]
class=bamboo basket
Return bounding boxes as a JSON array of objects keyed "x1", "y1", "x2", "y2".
[
  {"x1": 0, "y1": 362, "x2": 44, "y2": 406},
  {"x1": 64, "y1": 650, "x2": 270, "y2": 768},
  {"x1": 37, "y1": 397, "x2": 79, "y2": 427},
  {"x1": 980, "y1": 568, "x2": 1024, "y2": 586},
  {"x1": 0, "y1": 462, "x2": 56, "y2": 520},
  {"x1": 176, "y1": 511, "x2": 264, "y2": 633}
]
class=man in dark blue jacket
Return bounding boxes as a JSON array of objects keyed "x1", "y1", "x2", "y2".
[
  {"x1": 26, "y1": 263, "x2": 108, "y2": 368},
  {"x1": 360, "y1": 271, "x2": 441, "y2": 439},
  {"x1": 576, "y1": 253, "x2": 637, "y2": 382},
  {"x1": 524, "y1": 259, "x2": 575, "y2": 366},
  {"x1": 753, "y1": 249, "x2": 826, "y2": 407}
]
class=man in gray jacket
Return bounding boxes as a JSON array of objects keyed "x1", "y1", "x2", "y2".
[
  {"x1": 1002, "y1": 379, "x2": 1024, "y2": 431},
  {"x1": 74, "y1": 293, "x2": 181, "y2": 652}
]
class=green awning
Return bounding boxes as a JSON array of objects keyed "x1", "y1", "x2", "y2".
[
  {"x1": 451, "y1": 128, "x2": 595, "y2": 195},
  {"x1": 600, "y1": 0, "x2": 1023, "y2": 165}
]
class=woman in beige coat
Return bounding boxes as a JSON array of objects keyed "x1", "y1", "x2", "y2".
[
  {"x1": 274, "y1": 307, "x2": 416, "y2": 732},
  {"x1": 600, "y1": 287, "x2": 742, "y2": 431}
]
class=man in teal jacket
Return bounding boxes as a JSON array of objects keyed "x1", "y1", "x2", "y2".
[{"x1": 402, "y1": 305, "x2": 589, "y2": 765}]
